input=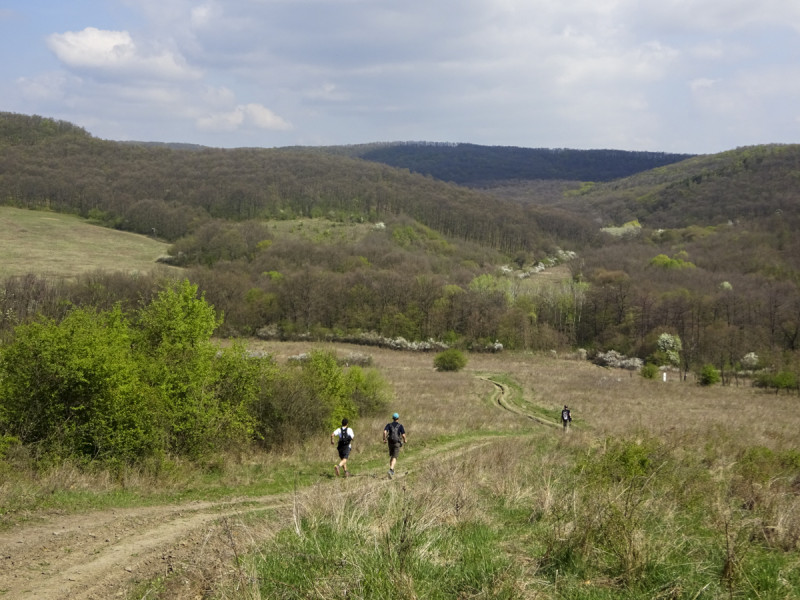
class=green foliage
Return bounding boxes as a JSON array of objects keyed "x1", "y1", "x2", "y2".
[
  {"x1": 133, "y1": 280, "x2": 224, "y2": 458},
  {"x1": 0, "y1": 434, "x2": 21, "y2": 460},
  {"x1": 343, "y1": 366, "x2": 391, "y2": 416},
  {"x1": 582, "y1": 437, "x2": 661, "y2": 483},
  {"x1": 640, "y1": 363, "x2": 659, "y2": 379},
  {"x1": 298, "y1": 350, "x2": 359, "y2": 432},
  {"x1": 648, "y1": 253, "x2": 696, "y2": 270},
  {"x1": 433, "y1": 348, "x2": 468, "y2": 372},
  {"x1": 250, "y1": 349, "x2": 388, "y2": 449},
  {"x1": 0, "y1": 306, "x2": 155, "y2": 461},
  {"x1": 754, "y1": 369, "x2": 798, "y2": 392},
  {"x1": 0, "y1": 279, "x2": 306, "y2": 463},
  {"x1": 699, "y1": 364, "x2": 721, "y2": 386}
]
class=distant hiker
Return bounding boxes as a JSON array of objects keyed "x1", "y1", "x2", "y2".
[
  {"x1": 331, "y1": 418, "x2": 354, "y2": 477},
  {"x1": 561, "y1": 405, "x2": 572, "y2": 431},
  {"x1": 382, "y1": 412, "x2": 406, "y2": 479}
]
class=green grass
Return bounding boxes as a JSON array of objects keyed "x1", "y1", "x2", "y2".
[{"x1": 0, "y1": 206, "x2": 176, "y2": 279}]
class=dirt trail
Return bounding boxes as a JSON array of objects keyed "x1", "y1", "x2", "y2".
[
  {"x1": 481, "y1": 376, "x2": 560, "y2": 428},
  {"x1": 0, "y1": 376, "x2": 527, "y2": 599},
  {"x1": 0, "y1": 495, "x2": 292, "y2": 599}
]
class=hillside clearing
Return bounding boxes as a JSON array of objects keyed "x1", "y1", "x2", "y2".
[{"x1": 0, "y1": 206, "x2": 177, "y2": 280}]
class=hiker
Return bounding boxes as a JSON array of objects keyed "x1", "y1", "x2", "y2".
[
  {"x1": 331, "y1": 418, "x2": 354, "y2": 477},
  {"x1": 561, "y1": 405, "x2": 572, "y2": 431},
  {"x1": 382, "y1": 412, "x2": 406, "y2": 479}
]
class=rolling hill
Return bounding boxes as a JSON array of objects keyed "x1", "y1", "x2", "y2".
[{"x1": 2, "y1": 111, "x2": 800, "y2": 371}]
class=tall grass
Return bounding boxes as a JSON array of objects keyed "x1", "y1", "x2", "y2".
[{"x1": 207, "y1": 345, "x2": 800, "y2": 599}]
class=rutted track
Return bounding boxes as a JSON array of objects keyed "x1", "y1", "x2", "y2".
[
  {"x1": 481, "y1": 376, "x2": 560, "y2": 428},
  {"x1": 0, "y1": 496, "x2": 291, "y2": 599}
]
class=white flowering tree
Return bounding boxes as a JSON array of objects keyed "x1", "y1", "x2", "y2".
[{"x1": 657, "y1": 332, "x2": 682, "y2": 367}]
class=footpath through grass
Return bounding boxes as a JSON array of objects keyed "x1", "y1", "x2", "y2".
[{"x1": 200, "y1": 371, "x2": 800, "y2": 600}]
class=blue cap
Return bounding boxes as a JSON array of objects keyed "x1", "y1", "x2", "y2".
[{"x1": 392, "y1": 412, "x2": 399, "y2": 419}]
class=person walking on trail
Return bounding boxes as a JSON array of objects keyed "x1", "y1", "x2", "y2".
[
  {"x1": 383, "y1": 412, "x2": 406, "y2": 479},
  {"x1": 561, "y1": 405, "x2": 572, "y2": 431},
  {"x1": 331, "y1": 418, "x2": 354, "y2": 477}
]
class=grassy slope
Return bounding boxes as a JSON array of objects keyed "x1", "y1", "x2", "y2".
[
  {"x1": 2, "y1": 341, "x2": 799, "y2": 598},
  {"x1": 0, "y1": 206, "x2": 176, "y2": 280}
]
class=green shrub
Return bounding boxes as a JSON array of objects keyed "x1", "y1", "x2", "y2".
[
  {"x1": 640, "y1": 363, "x2": 659, "y2": 379},
  {"x1": 0, "y1": 306, "x2": 156, "y2": 462},
  {"x1": 434, "y1": 348, "x2": 468, "y2": 372},
  {"x1": 698, "y1": 364, "x2": 721, "y2": 386},
  {"x1": 344, "y1": 366, "x2": 391, "y2": 416},
  {"x1": 755, "y1": 370, "x2": 798, "y2": 393}
]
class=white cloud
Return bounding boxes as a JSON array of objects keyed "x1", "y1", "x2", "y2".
[
  {"x1": 46, "y1": 27, "x2": 201, "y2": 81},
  {"x1": 5, "y1": 0, "x2": 799, "y2": 151},
  {"x1": 197, "y1": 104, "x2": 292, "y2": 132}
]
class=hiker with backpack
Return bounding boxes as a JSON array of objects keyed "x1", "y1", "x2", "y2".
[
  {"x1": 561, "y1": 405, "x2": 572, "y2": 431},
  {"x1": 382, "y1": 412, "x2": 406, "y2": 479},
  {"x1": 331, "y1": 418, "x2": 355, "y2": 477}
]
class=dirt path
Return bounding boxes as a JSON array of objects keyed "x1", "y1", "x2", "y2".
[
  {"x1": 0, "y1": 495, "x2": 293, "y2": 599},
  {"x1": 0, "y1": 376, "x2": 529, "y2": 599},
  {"x1": 481, "y1": 376, "x2": 560, "y2": 428}
]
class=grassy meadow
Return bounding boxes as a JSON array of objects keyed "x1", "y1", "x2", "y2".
[
  {"x1": 0, "y1": 206, "x2": 176, "y2": 279},
  {"x1": 187, "y1": 343, "x2": 800, "y2": 598},
  {"x1": 2, "y1": 343, "x2": 799, "y2": 598}
]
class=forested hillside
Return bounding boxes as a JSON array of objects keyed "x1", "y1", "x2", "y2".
[
  {"x1": 314, "y1": 141, "x2": 694, "y2": 185},
  {"x1": 0, "y1": 112, "x2": 592, "y2": 255},
  {"x1": 2, "y1": 112, "x2": 800, "y2": 390},
  {"x1": 557, "y1": 143, "x2": 800, "y2": 229}
]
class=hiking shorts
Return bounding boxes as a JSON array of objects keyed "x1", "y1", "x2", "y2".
[
  {"x1": 388, "y1": 442, "x2": 402, "y2": 459},
  {"x1": 338, "y1": 446, "x2": 351, "y2": 459}
]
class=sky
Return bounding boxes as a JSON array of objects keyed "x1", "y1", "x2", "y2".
[{"x1": 2, "y1": 1, "x2": 800, "y2": 154}]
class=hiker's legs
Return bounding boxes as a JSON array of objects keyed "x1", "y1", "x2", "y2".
[
  {"x1": 388, "y1": 443, "x2": 400, "y2": 474},
  {"x1": 336, "y1": 448, "x2": 350, "y2": 476}
]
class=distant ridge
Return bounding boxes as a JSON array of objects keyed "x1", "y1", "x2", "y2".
[{"x1": 332, "y1": 142, "x2": 695, "y2": 184}]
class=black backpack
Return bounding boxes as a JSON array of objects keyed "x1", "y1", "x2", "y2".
[
  {"x1": 338, "y1": 428, "x2": 352, "y2": 448},
  {"x1": 387, "y1": 422, "x2": 402, "y2": 444}
]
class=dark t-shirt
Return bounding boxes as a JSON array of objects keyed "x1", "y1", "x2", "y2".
[{"x1": 384, "y1": 421, "x2": 405, "y2": 444}]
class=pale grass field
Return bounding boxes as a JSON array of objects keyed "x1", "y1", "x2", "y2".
[
  {"x1": 226, "y1": 342, "x2": 800, "y2": 599},
  {"x1": 0, "y1": 206, "x2": 177, "y2": 279},
  {"x1": 246, "y1": 340, "x2": 800, "y2": 457}
]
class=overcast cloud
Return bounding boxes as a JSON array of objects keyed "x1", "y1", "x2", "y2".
[{"x1": 2, "y1": 0, "x2": 799, "y2": 153}]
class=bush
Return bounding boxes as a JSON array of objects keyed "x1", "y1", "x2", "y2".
[
  {"x1": 345, "y1": 366, "x2": 391, "y2": 416},
  {"x1": 433, "y1": 349, "x2": 468, "y2": 372},
  {"x1": 640, "y1": 363, "x2": 659, "y2": 379},
  {"x1": 698, "y1": 364, "x2": 721, "y2": 386},
  {"x1": 754, "y1": 370, "x2": 798, "y2": 393}
]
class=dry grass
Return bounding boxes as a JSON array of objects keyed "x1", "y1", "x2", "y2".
[
  {"x1": 249, "y1": 340, "x2": 800, "y2": 455},
  {"x1": 217, "y1": 342, "x2": 800, "y2": 598},
  {"x1": 6, "y1": 339, "x2": 800, "y2": 598},
  {"x1": 0, "y1": 206, "x2": 178, "y2": 279}
]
